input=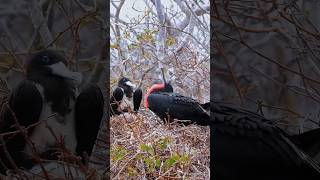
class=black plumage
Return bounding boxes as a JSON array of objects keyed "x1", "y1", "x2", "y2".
[
  {"x1": 27, "y1": 50, "x2": 78, "y2": 116},
  {"x1": 110, "y1": 87, "x2": 125, "y2": 116},
  {"x1": 133, "y1": 87, "x2": 142, "y2": 112},
  {"x1": 117, "y1": 77, "x2": 135, "y2": 98},
  {"x1": 0, "y1": 50, "x2": 104, "y2": 173},
  {"x1": 211, "y1": 101, "x2": 320, "y2": 179},
  {"x1": 145, "y1": 83, "x2": 210, "y2": 125},
  {"x1": 289, "y1": 127, "x2": 320, "y2": 162},
  {"x1": 110, "y1": 77, "x2": 136, "y2": 116},
  {"x1": 75, "y1": 84, "x2": 104, "y2": 164},
  {"x1": 0, "y1": 81, "x2": 43, "y2": 171}
]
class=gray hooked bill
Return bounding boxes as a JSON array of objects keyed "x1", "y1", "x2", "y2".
[{"x1": 47, "y1": 62, "x2": 83, "y2": 85}]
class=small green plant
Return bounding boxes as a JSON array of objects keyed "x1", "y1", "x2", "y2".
[
  {"x1": 111, "y1": 145, "x2": 128, "y2": 162},
  {"x1": 156, "y1": 137, "x2": 171, "y2": 150},
  {"x1": 164, "y1": 152, "x2": 180, "y2": 169},
  {"x1": 140, "y1": 143, "x2": 155, "y2": 156},
  {"x1": 164, "y1": 152, "x2": 191, "y2": 170},
  {"x1": 139, "y1": 140, "x2": 191, "y2": 174}
]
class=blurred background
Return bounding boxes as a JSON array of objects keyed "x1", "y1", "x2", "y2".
[{"x1": 213, "y1": 0, "x2": 320, "y2": 134}]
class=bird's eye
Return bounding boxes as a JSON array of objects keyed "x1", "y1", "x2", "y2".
[{"x1": 42, "y1": 56, "x2": 50, "y2": 63}]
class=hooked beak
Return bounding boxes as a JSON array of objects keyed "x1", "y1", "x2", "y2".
[
  {"x1": 47, "y1": 62, "x2": 83, "y2": 85},
  {"x1": 124, "y1": 81, "x2": 136, "y2": 89}
]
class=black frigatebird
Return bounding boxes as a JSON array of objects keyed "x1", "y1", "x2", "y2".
[
  {"x1": 144, "y1": 68, "x2": 210, "y2": 125},
  {"x1": 145, "y1": 82, "x2": 210, "y2": 125}
]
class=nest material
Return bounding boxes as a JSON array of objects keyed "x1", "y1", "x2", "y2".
[{"x1": 110, "y1": 109, "x2": 210, "y2": 179}]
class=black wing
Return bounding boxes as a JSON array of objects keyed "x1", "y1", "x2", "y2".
[
  {"x1": 148, "y1": 92, "x2": 210, "y2": 125},
  {"x1": 110, "y1": 87, "x2": 123, "y2": 116},
  {"x1": 75, "y1": 84, "x2": 104, "y2": 164},
  {"x1": 289, "y1": 128, "x2": 320, "y2": 158},
  {"x1": 0, "y1": 80, "x2": 43, "y2": 173},
  {"x1": 212, "y1": 101, "x2": 320, "y2": 179},
  {"x1": 200, "y1": 102, "x2": 210, "y2": 111},
  {"x1": 133, "y1": 88, "x2": 142, "y2": 111}
]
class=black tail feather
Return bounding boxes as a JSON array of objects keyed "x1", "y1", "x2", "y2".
[{"x1": 133, "y1": 88, "x2": 143, "y2": 112}]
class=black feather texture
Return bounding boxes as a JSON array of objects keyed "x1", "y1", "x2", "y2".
[
  {"x1": 0, "y1": 80, "x2": 43, "y2": 172},
  {"x1": 75, "y1": 84, "x2": 104, "y2": 164},
  {"x1": 145, "y1": 83, "x2": 210, "y2": 126},
  {"x1": 133, "y1": 88, "x2": 142, "y2": 112},
  {"x1": 211, "y1": 101, "x2": 320, "y2": 179}
]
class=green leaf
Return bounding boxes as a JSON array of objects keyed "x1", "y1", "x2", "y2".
[
  {"x1": 137, "y1": 29, "x2": 156, "y2": 43},
  {"x1": 140, "y1": 144, "x2": 155, "y2": 155},
  {"x1": 144, "y1": 156, "x2": 155, "y2": 171},
  {"x1": 111, "y1": 146, "x2": 128, "y2": 162},
  {"x1": 136, "y1": 153, "x2": 144, "y2": 160},
  {"x1": 180, "y1": 153, "x2": 191, "y2": 165},
  {"x1": 165, "y1": 153, "x2": 180, "y2": 168},
  {"x1": 166, "y1": 36, "x2": 176, "y2": 46},
  {"x1": 155, "y1": 157, "x2": 162, "y2": 168}
]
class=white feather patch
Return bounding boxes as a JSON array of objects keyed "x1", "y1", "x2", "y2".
[
  {"x1": 24, "y1": 84, "x2": 77, "y2": 155},
  {"x1": 124, "y1": 81, "x2": 136, "y2": 88}
]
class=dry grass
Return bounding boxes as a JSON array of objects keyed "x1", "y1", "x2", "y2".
[{"x1": 110, "y1": 109, "x2": 210, "y2": 179}]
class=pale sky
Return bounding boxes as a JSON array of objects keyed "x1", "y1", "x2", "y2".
[{"x1": 111, "y1": 0, "x2": 179, "y2": 22}]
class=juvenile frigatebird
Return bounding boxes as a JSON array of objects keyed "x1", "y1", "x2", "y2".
[
  {"x1": 110, "y1": 77, "x2": 142, "y2": 115},
  {"x1": 0, "y1": 50, "x2": 104, "y2": 174}
]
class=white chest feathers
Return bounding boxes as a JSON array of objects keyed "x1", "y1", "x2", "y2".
[{"x1": 24, "y1": 94, "x2": 77, "y2": 157}]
